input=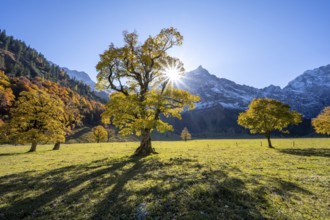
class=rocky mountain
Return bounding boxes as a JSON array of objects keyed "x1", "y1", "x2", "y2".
[
  {"x1": 281, "y1": 65, "x2": 330, "y2": 117},
  {"x1": 180, "y1": 64, "x2": 330, "y2": 118},
  {"x1": 62, "y1": 67, "x2": 96, "y2": 90},
  {"x1": 181, "y1": 66, "x2": 259, "y2": 110},
  {"x1": 156, "y1": 64, "x2": 329, "y2": 138},
  {"x1": 62, "y1": 67, "x2": 109, "y2": 101},
  {"x1": 69, "y1": 64, "x2": 327, "y2": 137}
]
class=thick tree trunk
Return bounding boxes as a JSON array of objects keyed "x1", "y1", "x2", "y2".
[
  {"x1": 28, "y1": 140, "x2": 37, "y2": 152},
  {"x1": 265, "y1": 133, "x2": 274, "y2": 148},
  {"x1": 53, "y1": 141, "x2": 61, "y2": 150},
  {"x1": 134, "y1": 129, "x2": 157, "y2": 156}
]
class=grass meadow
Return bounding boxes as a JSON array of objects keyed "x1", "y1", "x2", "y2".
[{"x1": 0, "y1": 138, "x2": 329, "y2": 219}]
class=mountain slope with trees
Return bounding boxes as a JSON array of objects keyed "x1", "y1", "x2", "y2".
[
  {"x1": 0, "y1": 29, "x2": 105, "y2": 103},
  {"x1": 0, "y1": 30, "x2": 105, "y2": 144}
]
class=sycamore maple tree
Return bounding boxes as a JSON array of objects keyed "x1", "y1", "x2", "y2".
[
  {"x1": 312, "y1": 106, "x2": 330, "y2": 135},
  {"x1": 238, "y1": 98, "x2": 302, "y2": 148},
  {"x1": 5, "y1": 90, "x2": 66, "y2": 152},
  {"x1": 181, "y1": 127, "x2": 192, "y2": 141},
  {"x1": 96, "y1": 27, "x2": 199, "y2": 156},
  {"x1": 0, "y1": 70, "x2": 15, "y2": 113},
  {"x1": 92, "y1": 125, "x2": 108, "y2": 143}
]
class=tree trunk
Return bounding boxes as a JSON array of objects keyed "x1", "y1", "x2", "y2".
[
  {"x1": 53, "y1": 141, "x2": 61, "y2": 150},
  {"x1": 265, "y1": 133, "x2": 274, "y2": 148},
  {"x1": 133, "y1": 129, "x2": 157, "y2": 156},
  {"x1": 28, "y1": 140, "x2": 37, "y2": 152}
]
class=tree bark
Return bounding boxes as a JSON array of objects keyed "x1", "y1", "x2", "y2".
[
  {"x1": 53, "y1": 141, "x2": 61, "y2": 150},
  {"x1": 28, "y1": 140, "x2": 37, "y2": 152},
  {"x1": 265, "y1": 133, "x2": 274, "y2": 148},
  {"x1": 133, "y1": 128, "x2": 157, "y2": 156}
]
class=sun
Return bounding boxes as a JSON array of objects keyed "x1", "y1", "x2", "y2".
[
  {"x1": 165, "y1": 66, "x2": 181, "y2": 82},
  {"x1": 158, "y1": 59, "x2": 186, "y2": 91}
]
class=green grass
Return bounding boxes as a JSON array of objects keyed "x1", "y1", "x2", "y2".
[{"x1": 0, "y1": 138, "x2": 329, "y2": 219}]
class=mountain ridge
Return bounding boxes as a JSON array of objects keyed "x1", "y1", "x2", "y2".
[
  {"x1": 181, "y1": 64, "x2": 330, "y2": 118},
  {"x1": 66, "y1": 62, "x2": 329, "y2": 119}
]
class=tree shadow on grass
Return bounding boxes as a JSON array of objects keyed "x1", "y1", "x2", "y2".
[
  {"x1": 278, "y1": 148, "x2": 330, "y2": 157},
  {"x1": 0, "y1": 152, "x2": 25, "y2": 157},
  {"x1": 0, "y1": 156, "x2": 284, "y2": 219}
]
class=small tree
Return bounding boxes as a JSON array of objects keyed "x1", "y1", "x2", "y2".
[
  {"x1": 96, "y1": 27, "x2": 199, "y2": 156},
  {"x1": 92, "y1": 125, "x2": 108, "y2": 143},
  {"x1": 7, "y1": 90, "x2": 66, "y2": 152},
  {"x1": 181, "y1": 127, "x2": 191, "y2": 141},
  {"x1": 53, "y1": 103, "x2": 82, "y2": 150},
  {"x1": 238, "y1": 98, "x2": 302, "y2": 148},
  {"x1": 312, "y1": 106, "x2": 330, "y2": 135}
]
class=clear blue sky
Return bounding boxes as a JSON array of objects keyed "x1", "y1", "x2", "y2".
[{"x1": 1, "y1": 0, "x2": 329, "y2": 88}]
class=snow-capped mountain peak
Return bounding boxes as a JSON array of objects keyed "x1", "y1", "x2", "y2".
[
  {"x1": 181, "y1": 64, "x2": 330, "y2": 118},
  {"x1": 284, "y1": 64, "x2": 330, "y2": 93}
]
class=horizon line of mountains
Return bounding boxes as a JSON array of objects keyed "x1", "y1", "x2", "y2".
[
  {"x1": 66, "y1": 63, "x2": 330, "y2": 119},
  {"x1": 66, "y1": 63, "x2": 329, "y2": 138},
  {"x1": 1, "y1": 29, "x2": 329, "y2": 137}
]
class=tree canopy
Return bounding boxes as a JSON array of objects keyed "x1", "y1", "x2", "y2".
[
  {"x1": 238, "y1": 98, "x2": 302, "y2": 147},
  {"x1": 0, "y1": 70, "x2": 14, "y2": 113},
  {"x1": 5, "y1": 90, "x2": 66, "y2": 152},
  {"x1": 181, "y1": 127, "x2": 192, "y2": 141},
  {"x1": 312, "y1": 106, "x2": 330, "y2": 135},
  {"x1": 92, "y1": 125, "x2": 108, "y2": 143},
  {"x1": 96, "y1": 27, "x2": 199, "y2": 156}
]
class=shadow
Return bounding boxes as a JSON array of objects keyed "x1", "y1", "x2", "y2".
[
  {"x1": 278, "y1": 148, "x2": 330, "y2": 157},
  {"x1": 254, "y1": 176, "x2": 313, "y2": 197},
  {"x1": 0, "y1": 156, "x2": 269, "y2": 219},
  {"x1": 0, "y1": 152, "x2": 24, "y2": 157}
]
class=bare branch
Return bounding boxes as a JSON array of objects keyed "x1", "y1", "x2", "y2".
[{"x1": 107, "y1": 64, "x2": 129, "y2": 96}]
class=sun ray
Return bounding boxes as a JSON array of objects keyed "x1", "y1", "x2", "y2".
[{"x1": 158, "y1": 59, "x2": 187, "y2": 93}]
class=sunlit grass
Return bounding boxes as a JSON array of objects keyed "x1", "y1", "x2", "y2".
[{"x1": 0, "y1": 138, "x2": 329, "y2": 219}]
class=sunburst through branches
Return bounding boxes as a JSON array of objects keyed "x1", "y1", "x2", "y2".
[{"x1": 159, "y1": 59, "x2": 186, "y2": 92}]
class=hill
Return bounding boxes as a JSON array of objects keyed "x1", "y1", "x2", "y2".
[
  {"x1": 0, "y1": 30, "x2": 108, "y2": 129},
  {"x1": 0, "y1": 29, "x2": 105, "y2": 103}
]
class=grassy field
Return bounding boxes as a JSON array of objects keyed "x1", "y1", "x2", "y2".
[{"x1": 0, "y1": 139, "x2": 329, "y2": 219}]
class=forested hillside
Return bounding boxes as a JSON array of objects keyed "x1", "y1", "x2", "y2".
[
  {"x1": 0, "y1": 30, "x2": 104, "y2": 102},
  {"x1": 0, "y1": 30, "x2": 105, "y2": 126},
  {"x1": 0, "y1": 70, "x2": 104, "y2": 126}
]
